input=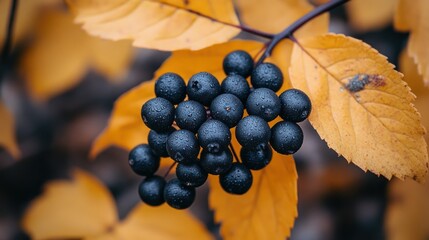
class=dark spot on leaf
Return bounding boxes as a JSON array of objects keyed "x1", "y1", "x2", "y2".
[
  {"x1": 345, "y1": 74, "x2": 386, "y2": 93},
  {"x1": 183, "y1": 0, "x2": 189, "y2": 5}
]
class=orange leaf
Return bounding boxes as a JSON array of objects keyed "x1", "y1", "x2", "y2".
[
  {"x1": 289, "y1": 34, "x2": 428, "y2": 182},
  {"x1": 19, "y1": 9, "x2": 133, "y2": 101},
  {"x1": 0, "y1": 102, "x2": 20, "y2": 158},
  {"x1": 209, "y1": 149, "x2": 298, "y2": 239},
  {"x1": 91, "y1": 40, "x2": 291, "y2": 158},
  {"x1": 66, "y1": 0, "x2": 240, "y2": 51},
  {"x1": 22, "y1": 170, "x2": 118, "y2": 239},
  {"x1": 394, "y1": 0, "x2": 429, "y2": 85},
  {"x1": 345, "y1": 0, "x2": 395, "y2": 32}
]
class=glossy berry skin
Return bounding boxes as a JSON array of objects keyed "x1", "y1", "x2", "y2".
[
  {"x1": 251, "y1": 63, "x2": 283, "y2": 92},
  {"x1": 210, "y1": 93, "x2": 244, "y2": 128},
  {"x1": 148, "y1": 127, "x2": 175, "y2": 157},
  {"x1": 236, "y1": 116, "x2": 271, "y2": 148},
  {"x1": 141, "y1": 97, "x2": 175, "y2": 132},
  {"x1": 129, "y1": 144, "x2": 160, "y2": 176},
  {"x1": 246, "y1": 88, "x2": 281, "y2": 122},
  {"x1": 221, "y1": 74, "x2": 250, "y2": 103},
  {"x1": 187, "y1": 72, "x2": 221, "y2": 106},
  {"x1": 164, "y1": 178, "x2": 196, "y2": 209},
  {"x1": 223, "y1": 50, "x2": 254, "y2": 78},
  {"x1": 155, "y1": 72, "x2": 186, "y2": 105},
  {"x1": 176, "y1": 163, "x2": 208, "y2": 187},
  {"x1": 166, "y1": 130, "x2": 199, "y2": 164},
  {"x1": 241, "y1": 143, "x2": 272, "y2": 170},
  {"x1": 200, "y1": 149, "x2": 233, "y2": 175},
  {"x1": 138, "y1": 175, "x2": 166, "y2": 206},
  {"x1": 220, "y1": 163, "x2": 253, "y2": 195},
  {"x1": 270, "y1": 121, "x2": 303, "y2": 154},
  {"x1": 175, "y1": 100, "x2": 207, "y2": 133},
  {"x1": 198, "y1": 120, "x2": 231, "y2": 153},
  {"x1": 279, "y1": 88, "x2": 312, "y2": 122}
]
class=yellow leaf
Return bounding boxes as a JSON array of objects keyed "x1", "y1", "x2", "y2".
[
  {"x1": 346, "y1": 0, "x2": 396, "y2": 32},
  {"x1": 235, "y1": 0, "x2": 328, "y2": 37},
  {"x1": 209, "y1": 147, "x2": 298, "y2": 239},
  {"x1": 385, "y1": 176, "x2": 429, "y2": 240},
  {"x1": 91, "y1": 40, "x2": 291, "y2": 158},
  {"x1": 289, "y1": 34, "x2": 428, "y2": 182},
  {"x1": 22, "y1": 170, "x2": 213, "y2": 240},
  {"x1": 0, "y1": 102, "x2": 20, "y2": 158},
  {"x1": 66, "y1": 0, "x2": 240, "y2": 51},
  {"x1": 22, "y1": 170, "x2": 118, "y2": 240},
  {"x1": 20, "y1": 9, "x2": 133, "y2": 101},
  {"x1": 394, "y1": 0, "x2": 429, "y2": 85}
]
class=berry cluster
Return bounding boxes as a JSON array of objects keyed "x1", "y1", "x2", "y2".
[{"x1": 129, "y1": 50, "x2": 312, "y2": 209}]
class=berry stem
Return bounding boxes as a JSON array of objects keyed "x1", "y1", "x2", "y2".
[
  {"x1": 256, "y1": 0, "x2": 350, "y2": 65},
  {"x1": 229, "y1": 143, "x2": 241, "y2": 163},
  {"x1": 163, "y1": 161, "x2": 178, "y2": 178},
  {"x1": 0, "y1": 0, "x2": 19, "y2": 88}
]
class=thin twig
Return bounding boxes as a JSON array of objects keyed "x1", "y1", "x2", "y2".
[
  {"x1": 163, "y1": 161, "x2": 177, "y2": 178},
  {"x1": 229, "y1": 143, "x2": 241, "y2": 163},
  {"x1": 0, "y1": 0, "x2": 19, "y2": 83}
]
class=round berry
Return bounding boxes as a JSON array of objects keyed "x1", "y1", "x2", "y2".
[
  {"x1": 210, "y1": 93, "x2": 244, "y2": 128},
  {"x1": 221, "y1": 74, "x2": 250, "y2": 103},
  {"x1": 141, "y1": 97, "x2": 175, "y2": 132},
  {"x1": 148, "y1": 127, "x2": 175, "y2": 157},
  {"x1": 220, "y1": 163, "x2": 253, "y2": 195},
  {"x1": 166, "y1": 130, "x2": 199, "y2": 164},
  {"x1": 200, "y1": 149, "x2": 233, "y2": 175},
  {"x1": 241, "y1": 143, "x2": 272, "y2": 170},
  {"x1": 138, "y1": 175, "x2": 166, "y2": 206},
  {"x1": 236, "y1": 116, "x2": 271, "y2": 148},
  {"x1": 187, "y1": 72, "x2": 221, "y2": 106},
  {"x1": 129, "y1": 144, "x2": 160, "y2": 176},
  {"x1": 279, "y1": 88, "x2": 312, "y2": 122},
  {"x1": 155, "y1": 72, "x2": 186, "y2": 105},
  {"x1": 223, "y1": 50, "x2": 254, "y2": 78},
  {"x1": 175, "y1": 100, "x2": 207, "y2": 133},
  {"x1": 164, "y1": 178, "x2": 195, "y2": 209},
  {"x1": 198, "y1": 120, "x2": 231, "y2": 153},
  {"x1": 246, "y1": 88, "x2": 281, "y2": 122},
  {"x1": 176, "y1": 163, "x2": 208, "y2": 187},
  {"x1": 270, "y1": 121, "x2": 303, "y2": 154},
  {"x1": 251, "y1": 63, "x2": 283, "y2": 92}
]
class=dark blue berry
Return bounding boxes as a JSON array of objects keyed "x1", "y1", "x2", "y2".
[
  {"x1": 148, "y1": 127, "x2": 175, "y2": 157},
  {"x1": 235, "y1": 116, "x2": 271, "y2": 148},
  {"x1": 241, "y1": 143, "x2": 272, "y2": 170},
  {"x1": 279, "y1": 88, "x2": 312, "y2": 122},
  {"x1": 220, "y1": 163, "x2": 253, "y2": 195},
  {"x1": 246, "y1": 88, "x2": 281, "y2": 122},
  {"x1": 141, "y1": 97, "x2": 175, "y2": 132},
  {"x1": 251, "y1": 63, "x2": 283, "y2": 92},
  {"x1": 223, "y1": 50, "x2": 254, "y2": 78},
  {"x1": 175, "y1": 100, "x2": 207, "y2": 133},
  {"x1": 197, "y1": 120, "x2": 231, "y2": 153},
  {"x1": 187, "y1": 72, "x2": 221, "y2": 106},
  {"x1": 210, "y1": 93, "x2": 244, "y2": 128},
  {"x1": 166, "y1": 130, "x2": 199, "y2": 164},
  {"x1": 176, "y1": 162, "x2": 208, "y2": 187},
  {"x1": 200, "y1": 148, "x2": 233, "y2": 175},
  {"x1": 164, "y1": 178, "x2": 195, "y2": 209},
  {"x1": 155, "y1": 72, "x2": 186, "y2": 105},
  {"x1": 221, "y1": 74, "x2": 250, "y2": 103},
  {"x1": 138, "y1": 175, "x2": 166, "y2": 206},
  {"x1": 129, "y1": 144, "x2": 160, "y2": 176},
  {"x1": 270, "y1": 121, "x2": 303, "y2": 154}
]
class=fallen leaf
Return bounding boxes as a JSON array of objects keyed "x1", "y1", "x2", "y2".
[
  {"x1": 91, "y1": 40, "x2": 291, "y2": 158},
  {"x1": 0, "y1": 102, "x2": 19, "y2": 158},
  {"x1": 20, "y1": 9, "x2": 133, "y2": 101},
  {"x1": 289, "y1": 33, "x2": 428, "y2": 182},
  {"x1": 66, "y1": 0, "x2": 240, "y2": 51},
  {"x1": 209, "y1": 142, "x2": 298, "y2": 239},
  {"x1": 235, "y1": 0, "x2": 328, "y2": 37},
  {"x1": 394, "y1": 0, "x2": 429, "y2": 85},
  {"x1": 345, "y1": 0, "x2": 396, "y2": 32},
  {"x1": 22, "y1": 169, "x2": 213, "y2": 240}
]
